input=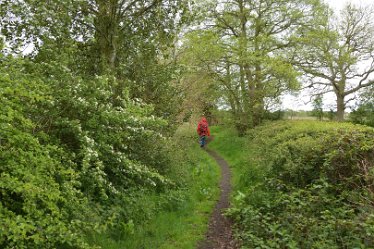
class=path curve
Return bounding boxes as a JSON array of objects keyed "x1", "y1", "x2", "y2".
[{"x1": 197, "y1": 143, "x2": 238, "y2": 249}]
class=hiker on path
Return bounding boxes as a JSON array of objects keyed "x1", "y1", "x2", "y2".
[{"x1": 197, "y1": 117, "x2": 210, "y2": 148}]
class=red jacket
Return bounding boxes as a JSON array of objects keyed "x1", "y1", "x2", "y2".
[{"x1": 197, "y1": 117, "x2": 210, "y2": 136}]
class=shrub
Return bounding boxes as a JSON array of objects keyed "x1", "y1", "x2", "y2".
[
  {"x1": 0, "y1": 52, "x2": 180, "y2": 248},
  {"x1": 0, "y1": 60, "x2": 90, "y2": 249},
  {"x1": 229, "y1": 121, "x2": 374, "y2": 248}
]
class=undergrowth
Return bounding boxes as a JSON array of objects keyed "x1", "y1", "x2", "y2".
[
  {"x1": 210, "y1": 121, "x2": 374, "y2": 249},
  {"x1": 88, "y1": 123, "x2": 220, "y2": 248}
]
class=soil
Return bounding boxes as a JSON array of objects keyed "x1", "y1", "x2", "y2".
[{"x1": 197, "y1": 140, "x2": 239, "y2": 249}]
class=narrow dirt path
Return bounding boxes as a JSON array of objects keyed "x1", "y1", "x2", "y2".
[{"x1": 197, "y1": 145, "x2": 239, "y2": 249}]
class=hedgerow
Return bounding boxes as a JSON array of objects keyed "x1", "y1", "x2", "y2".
[
  {"x1": 0, "y1": 51, "x2": 189, "y2": 248},
  {"x1": 0, "y1": 57, "x2": 91, "y2": 248},
  {"x1": 228, "y1": 121, "x2": 374, "y2": 248}
]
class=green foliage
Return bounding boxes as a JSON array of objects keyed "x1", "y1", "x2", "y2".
[
  {"x1": 0, "y1": 43, "x2": 209, "y2": 248},
  {"x1": 311, "y1": 94, "x2": 324, "y2": 120},
  {"x1": 212, "y1": 121, "x2": 374, "y2": 248},
  {"x1": 1, "y1": 0, "x2": 190, "y2": 127},
  {"x1": 350, "y1": 102, "x2": 374, "y2": 127},
  {"x1": 0, "y1": 1, "x2": 211, "y2": 248},
  {"x1": 350, "y1": 88, "x2": 374, "y2": 127},
  {"x1": 0, "y1": 56, "x2": 91, "y2": 249},
  {"x1": 248, "y1": 121, "x2": 374, "y2": 188},
  {"x1": 182, "y1": 0, "x2": 323, "y2": 131},
  {"x1": 293, "y1": 2, "x2": 374, "y2": 120},
  {"x1": 263, "y1": 110, "x2": 285, "y2": 121},
  {"x1": 88, "y1": 124, "x2": 220, "y2": 249}
]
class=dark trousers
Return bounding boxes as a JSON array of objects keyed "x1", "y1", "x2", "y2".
[{"x1": 199, "y1": 136, "x2": 206, "y2": 147}]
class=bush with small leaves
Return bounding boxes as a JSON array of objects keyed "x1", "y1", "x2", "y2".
[{"x1": 229, "y1": 121, "x2": 374, "y2": 248}]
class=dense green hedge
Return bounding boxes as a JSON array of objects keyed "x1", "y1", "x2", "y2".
[
  {"x1": 225, "y1": 121, "x2": 374, "y2": 248},
  {"x1": 0, "y1": 53, "x2": 207, "y2": 248}
]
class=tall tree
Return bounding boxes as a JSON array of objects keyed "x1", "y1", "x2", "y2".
[
  {"x1": 181, "y1": 0, "x2": 323, "y2": 134},
  {"x1": 294, "y1": 3, "x2": 374, "y2": 121},
  {"x1": 216, "y1": 0, "x2": 325, "y2": 127},
  {"x1": 1, "y1": 0, "x2": 190, "y2": 121}
]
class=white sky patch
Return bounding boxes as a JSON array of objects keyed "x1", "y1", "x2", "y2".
[{"x1": 325, "y1": 0, "x2": 374, "y2": 11}]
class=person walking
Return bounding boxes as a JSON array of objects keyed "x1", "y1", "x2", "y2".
[{"x1": 197, "y1": 117, "x2": 210, "y2": 147}]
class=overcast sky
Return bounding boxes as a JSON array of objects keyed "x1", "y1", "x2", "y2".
[
  {"x1": 325, "y1": 0, "x2": 374, "y2": 10},
  {"x1": 325, "y1": 0, "x2": 350, "y2": 10}
]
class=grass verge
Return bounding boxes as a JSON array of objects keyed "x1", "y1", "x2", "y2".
[
  {"x1": 208, "y1": 126, "x2": 252, "y2": 192},
  {"x1": 88, "y1": 123, "x2": 220, "y2": 249}
]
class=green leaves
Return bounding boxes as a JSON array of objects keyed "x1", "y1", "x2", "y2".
[
  {"x1": 293, "y1": 2, "x2": 374, "y2": 120},
  {"x1": 0, "y1": 55, "x2": 90, "y2": 249},
  {"x1": 180, "y1": 0, "x2": 324, "y2": 131},
  {"x1": 227, "y1": 121, "x2": 374, "y2": 248},
  {"x1": 0, "y1": 0, "x2": 197, "y2": 248},
  {"x1": 0, "y1": 46, "x2": 178, "y2": 247}
]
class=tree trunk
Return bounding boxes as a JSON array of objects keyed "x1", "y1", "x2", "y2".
[
  {"x1": 251, "y1": 11, "x2": 265, "y2": 127},
  {"x1": 239, "y1": 65, "x2": 251, "y2": 114},
  {"x1": 336, "y1": 94, "x2": 345, "y2": 121},
  {"x1": 237, "y1": 0, "x2": 253, "y2": 131},
  {"x1": 252, "y1": 94, "x2": 264, "y2": 126},
  {"x1": 95, "y1": 0, "x2": 119, "y2": 74}
]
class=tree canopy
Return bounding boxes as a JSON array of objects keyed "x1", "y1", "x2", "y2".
[{"x1": 293, "y1": 3, "x2": 374, "y2": 121}]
